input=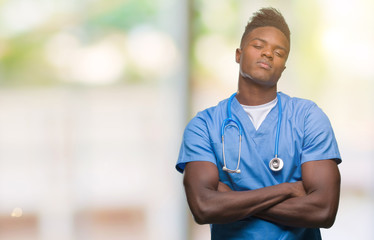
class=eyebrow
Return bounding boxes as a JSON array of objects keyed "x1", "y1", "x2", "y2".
[{"x1": 250, "y1": 37, "x2": 288, "y2": 52}]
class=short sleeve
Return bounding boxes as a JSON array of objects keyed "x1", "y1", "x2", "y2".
[
  {"x1": 301, "y1": 104, "x2": 341, "y2": 165},
  {"x1": 176, "y1": 114, "x2": 217, "y2": 173}
]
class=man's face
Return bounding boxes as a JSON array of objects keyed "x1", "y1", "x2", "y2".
[{"x1": 236, "y1": 26, "x2": 290, "y2": 87}]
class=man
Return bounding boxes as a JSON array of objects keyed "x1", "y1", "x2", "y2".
[{"x1": 176, "y1": 7, "x2": 341, "y2": 240}]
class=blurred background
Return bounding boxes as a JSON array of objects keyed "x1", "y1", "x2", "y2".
[{"x1": 0, "y1": 0, "x2": 373, "y2": 239}]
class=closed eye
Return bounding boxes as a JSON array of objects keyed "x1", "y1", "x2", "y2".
[
  {"x1": 275, "y1": 52, "x2": 282, "y2": 57},
  {"x1": 274, "y1": 50, "x2": 285, "y2": 58}
]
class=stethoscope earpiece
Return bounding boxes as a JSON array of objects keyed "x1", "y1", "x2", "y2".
[{"x1": 222, "y1": 166, "x2": 241, "y2": 173}]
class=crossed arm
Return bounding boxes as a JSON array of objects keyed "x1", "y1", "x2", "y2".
[{"x1": 183, "y1": 159, "x2": 340, "y2": 228}]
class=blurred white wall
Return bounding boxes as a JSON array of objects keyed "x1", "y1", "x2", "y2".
[
  {"x1": 0, "y1": 86, "x2": 187, "y2": 240},
  {"x1": 0, "y1": 0, "x2": 373, "y2": 240}
]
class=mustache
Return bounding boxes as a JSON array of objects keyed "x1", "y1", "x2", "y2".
[{"x1": 257, "y1": 59, "x2": 272, "y2": 68}]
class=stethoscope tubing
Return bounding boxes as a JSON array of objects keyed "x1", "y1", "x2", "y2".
[
  {"x1": 274, "y1": 94, "x2": 282, "y2": 158},
  {"x1": 221, "y1": 92, "x2": 283, "y2": 173}
]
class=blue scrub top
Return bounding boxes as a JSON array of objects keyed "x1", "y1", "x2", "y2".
[{"x1": 176, "y1": 92, "x2": 341, "y2": 240}]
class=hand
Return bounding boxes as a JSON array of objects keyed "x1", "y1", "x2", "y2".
[{"x1": 217, "y1": 181, "x2": 232, "y2": 192}]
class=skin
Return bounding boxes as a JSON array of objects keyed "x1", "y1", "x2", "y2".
[
  {"x1": 235, "y1": 26, "x2": 289, "y2": 105},
  {"x1": 183, "y1": 26, "x2": 341, "y2": 228}
]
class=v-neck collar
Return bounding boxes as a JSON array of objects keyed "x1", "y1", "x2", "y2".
[{"x1": 231, "y1": 93, "x2": 281, "y2": 137}]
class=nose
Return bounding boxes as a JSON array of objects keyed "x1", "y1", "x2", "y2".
[{"x1": 261, "y1": 47, "x2": 273, "y2": 60}]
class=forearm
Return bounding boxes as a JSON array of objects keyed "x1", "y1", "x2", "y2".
[
  {"x1": 183, "y1": 161, "x2": 306, "y2": 225},
  {"x1": 256, "y1": 160, "x2": 341, "y2": 228},
  {"x1": 185, "y1": 182, "x2": 296, "y2": 224},
  {"x1": 256, "y1": 192, "x2": 338, "y2": 228}
]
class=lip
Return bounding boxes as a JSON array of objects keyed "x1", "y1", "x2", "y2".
[{"x1": 257, "y1": 59, "x2": 272, "y2": 70}]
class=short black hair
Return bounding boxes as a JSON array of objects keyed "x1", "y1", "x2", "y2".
[{"x1": 240, "y1": 7, "x2": 290, "y2": 47}]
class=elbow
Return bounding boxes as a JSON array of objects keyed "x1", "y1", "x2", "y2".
[
  {"x1": 321, "y1": 200, "x2": 339, "y2": 228},
  {"x1": 323, "y1": 221, "x2": 335, "y2": 229},
  {"x1": 316, "y1": 207, "x2": 338, "y2": 229},
  {"x1": 320, "y1": 212, "x2": 337, "y2": 229},
  {"x1": 316, "y1": 218, "x2": 334, "y2": 229},
  {"x1": 190, "y1": 203, "x2": 213, "y2": 225},
  {"x1": 319, "y1": 218, "x2": 335, "y2": 229},
  {"x1": 193, "y1": 214, "x2": 208, "y2": 225},
  {"x1": 188, "y1": 195, "x2": 221, "y2": 225}
]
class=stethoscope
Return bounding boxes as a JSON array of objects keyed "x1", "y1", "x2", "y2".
[{"x1": 221, "y1": 92, "x2": 283, "y2": 173}]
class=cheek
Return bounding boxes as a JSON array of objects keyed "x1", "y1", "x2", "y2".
[
  {"x1": 274, "y1": 61, "x2": 286, "y2": 73},
  {"x1": 240, "y1": 53, "x2": 256, "y2": 69},
  {"x1": 240, "y1": 48, "x2": 257, "y2": 61}
]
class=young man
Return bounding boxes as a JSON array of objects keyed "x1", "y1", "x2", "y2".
[{"x1": 176, "y1": 7, "x2": 341, "y2": 240}]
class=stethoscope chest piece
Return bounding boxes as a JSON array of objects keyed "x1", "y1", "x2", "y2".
[
  {"x1": 269, "y1": 157, "x2": 284, "y2": 171},
  {"x1": 222, "y1": 92, "x2": 285, "y2": 173}
]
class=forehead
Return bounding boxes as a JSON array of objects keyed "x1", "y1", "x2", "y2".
[{"x1": 244, "y1": 26, "x2": 290, "y2": 51}]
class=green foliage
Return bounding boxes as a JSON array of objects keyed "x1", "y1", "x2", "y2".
[
  {"x1": 85, "y1": 0, "x2": 158, "y2": 31},
  {"x1": 0, "y1": 0, "x2": 159, "y2": 87}
]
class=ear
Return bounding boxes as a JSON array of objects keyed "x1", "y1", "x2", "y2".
[{"x1": 235, "y1": 48, "x2": 241, "y2": 63}]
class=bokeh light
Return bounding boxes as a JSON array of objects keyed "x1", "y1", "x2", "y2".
[{"x1": 0, "y1": 0, "x2": 373, "y2": 240}]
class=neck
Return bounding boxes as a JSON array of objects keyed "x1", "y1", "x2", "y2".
[{"x1": 236, "y1": 78, "x2": 278, "y2": 106}]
